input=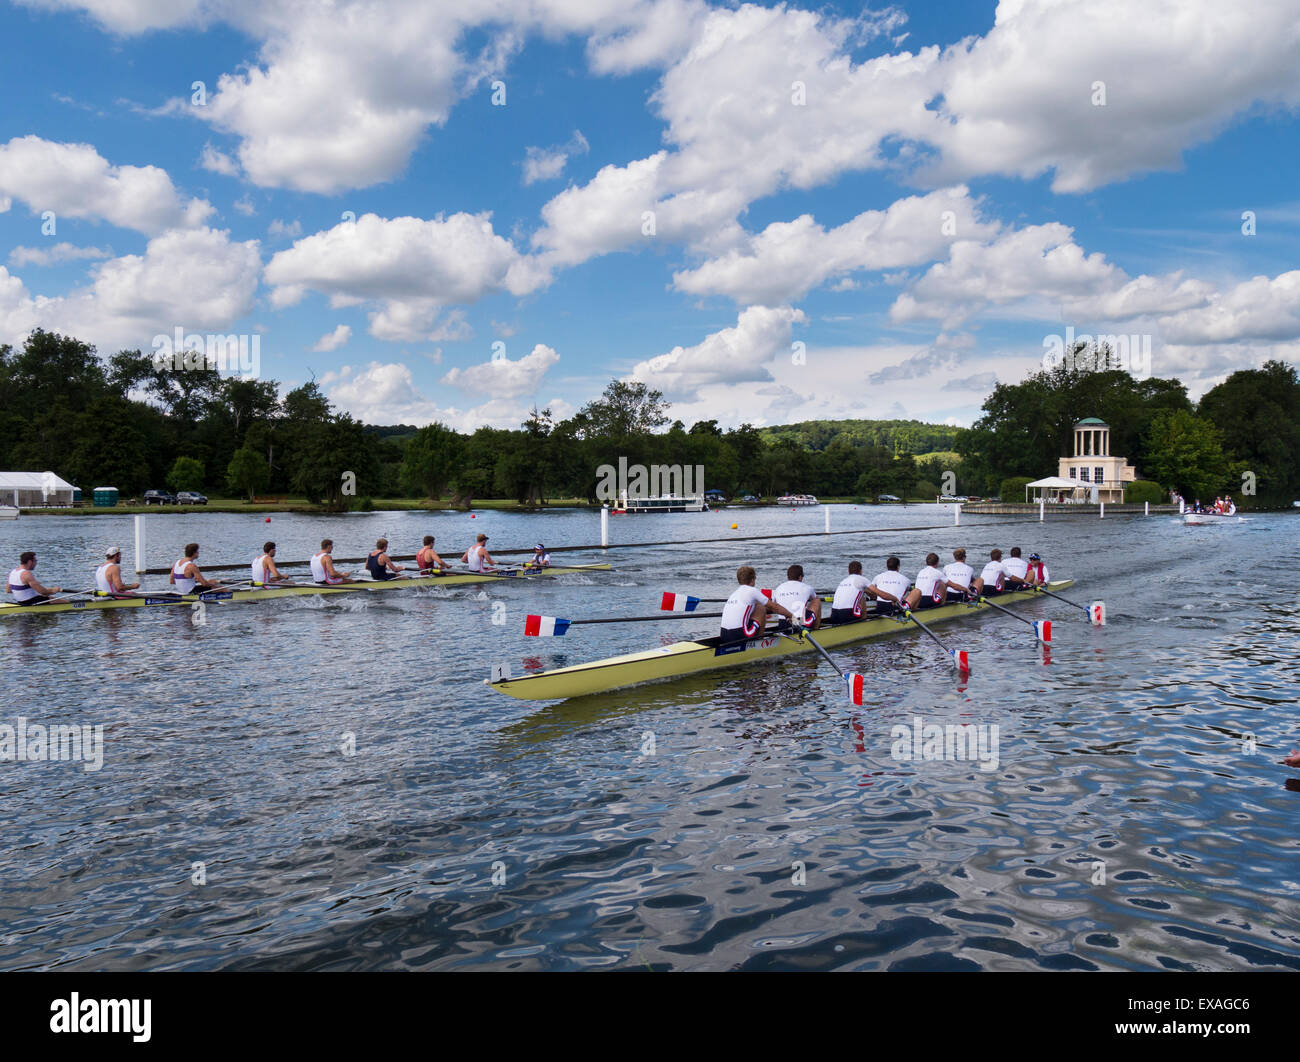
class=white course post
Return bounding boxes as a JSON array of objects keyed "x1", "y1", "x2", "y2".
[
  {"x1": 134, "y1": 514, "x2": 146, "y2": 573},
  {"x1": 1179, "y1": 498, "x2": 1185, "y2": 514},
  {"x1": 824, "y1": 505, "x2": 830, "y2": 533},
  {"x1": 1039, "y1": 497, "x2": 1045, "y2": 522},
  {"x1": 601, "y1": 504, "x2": 609, "y2": 549},
  {"x1": 1099, "y1": 502, "x2": 1105, "y2": 519},
  {"x1": 1144, "y1": 501, "x2": 1149, "y2": 516},
  {"x1": 955, "y1": 503, "x2": 961, "y2": 526}
]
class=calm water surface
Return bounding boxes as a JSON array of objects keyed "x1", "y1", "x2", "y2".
[{"x1": 1, "y1": 504, "x2": 1298, "y2": 970}]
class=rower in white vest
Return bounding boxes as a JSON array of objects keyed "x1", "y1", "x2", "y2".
[
  {"x1": 829, "y1": 561, "x2": 871, "y2": 624},
  {"x1": 773, "y1": 564, "x2": 822, "y2": 630},
  {"x1": 1000, "y1": 547, "x2": 1031, "y2": 589},
  {"x1": 7, "y1": 551, "x2": 61, "y2": 605},
  {"x1": 170, "y1": 543, "x2": 222, "y2": 594},
  {"x1": 719, "y1": 565, "x2": 794, "y2": 645},
  {"x1": 973, "y1": 548, "x2": 1007, "y2": 596},
  {"x1": 95, "y1": 546, "x2": 140, "y2": 597},
  {"x1": 251, "y1": 541, "x2": 291, "y2": 587},
  {"x1": 866, "y1": 556, "x2": 911, "y2": 614},
  {"x1": 462, "y1": 533, "x2": 495, "y2": 573},
  {"x1": 310, "y1": 539, "x2": 353, "y2": 585},
  {"x1": 942, "y1": 548, "x2": 975, "y2": 601},
  {"x1": 905, "y1": 552, "x2": 948, "y2": 611}
]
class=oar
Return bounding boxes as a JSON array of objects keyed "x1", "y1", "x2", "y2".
[
  {"x1": 900, "y1": 606, "x2": 970, "y2": 672},
  {"x1": 659, "y1": 591, "x2": 831, "y2": 612},
  {"x1": 976, "y1": 595, "x2": 1051, "y2": 643},
  {"x1": 33, "y1": 588, "x2": 96, "y2": 606},
  {"x1": 1033, "y1": 585, "x2": 1106, "y2": 625},
  {"x1": 525, "y1": 611, "x2": 723, "y2": 635},
  {"x1": 791, "y1": 626, "x2": 866, "y2": 705}
]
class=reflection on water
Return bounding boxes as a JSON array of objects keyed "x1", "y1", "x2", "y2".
[{"x1": 1, "y1": 506, "x2": 1299, "y2": 970}]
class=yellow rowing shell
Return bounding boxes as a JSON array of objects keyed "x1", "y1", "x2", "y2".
[
  {"x1": 0, "y1": 564, "x2": 611, "y2": 618},
  {"x1": 488, "y1": 580, "x2": 1075, "y2": 701}
]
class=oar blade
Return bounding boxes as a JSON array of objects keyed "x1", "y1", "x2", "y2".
[
  {"x1": 1034, "y1": 619, "x2": 1052, "y2": 644},
  {"x1": 845, "y1": 671, "x2": 865, "y2": 705},
  {"x1": 951, "y1": 648, "x2": 971, "y2": 672},
  {"x1": 660, "y1": 592, "x2": 701, "y2": 612},
  {"x1": 524, "y1": 614, "x2": 570, "y2": 636},
  {"x1": 1089, "y1": 601, "x2": 1107, "y2": 626}
]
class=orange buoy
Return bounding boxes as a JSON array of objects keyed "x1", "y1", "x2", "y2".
[{"x1": 731, "y1": 522, "x2": 738, "y2": 529}]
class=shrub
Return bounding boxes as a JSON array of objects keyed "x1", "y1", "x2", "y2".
[
  {"x1": 1000, "y1": 476, "x2": 1035, "y2": 503},
  {"x1": 1124, "y1": 480, "x2": 1164, "y2": 504}
]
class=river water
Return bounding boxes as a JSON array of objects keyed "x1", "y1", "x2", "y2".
[{"x1": 1, "y1": 503, "x2": 1297, "y2": 971}]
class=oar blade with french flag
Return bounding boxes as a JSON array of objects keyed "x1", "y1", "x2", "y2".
[
  {"x1": 660, "y1": 592, "x2": 701, "y2": 612},
  {"x1": 1033, "y1": 619, "x2": 1052, "y2": 644},
  {"x1": 524, "y1": 614, "x2": 571, "y2": 637},
  {"x1": 845, "y1": 672, "x2": 865, "y2": 706}
]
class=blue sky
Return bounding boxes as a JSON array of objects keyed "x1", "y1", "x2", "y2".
[{"x1": 1, "y1": 0, "x2": 1298, "y2": 432}]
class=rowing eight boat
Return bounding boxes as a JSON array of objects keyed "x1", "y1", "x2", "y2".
[
  {"x1": 0, "y1": 564, "x2": 611, "y2": 618},
  {"x1": 487, "y1": 579, "x2": 1074, "y2": 701}
]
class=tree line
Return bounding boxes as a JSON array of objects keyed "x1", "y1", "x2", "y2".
[{"x1": 1, "y1": 330, "x2": 1294, "y2": 509}]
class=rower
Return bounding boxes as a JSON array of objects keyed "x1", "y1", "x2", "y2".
[
  {"x1": 942, "y1": 548, "x2": 975, "y2": 601},
  {"x1": 1000, "y1": 547, "x2": 1031, "y2": 590},
  {"x1": 416, "y1": 535, "x2": 448, "y2": 573},
  {"x1": 1026, "y1": 552, "x2": 1050, "y2": 585},
  {"x1": 365, "y1": 538, "x2": 404, "y2": 581},
  {"x1": 7, "y1": 552, "x2": 62, "y2": 605},
  {"x1": 905, "y1": 552, "x2": 948, "y2": 610},
  {"x1": 95, "y1": 547, "x2": 140, "y2": 597},
  {"x1": 829, "y1": 561, "x2": 871, "y2": 624},
  {"x1": 462, "y1": 533, "x2": 495, "y2": 573},
  {"x1": 526, "y1": 543, "x2": 552, "y2": 569},
  {"x1": 773, "y1": 564, "x2": 822, "y2": 630},
  {"x1": 973, "y1": 549, "x2": 1007, "y2": 596},
  {"x1": 170, "y1": 543, "x2": 221, "y2": 594},
  {"x1": 251, "y1": 542, "x2": 291, "y2": 587},
  {"x1": 310, "y1": 539, "x2": 354, "y2": 585},
  {"x1": 719, "y1": 565, "x2": 794, "y2": 645},
  {"x1": 866, "y1": 556, "x2": 911, "y2": 614}
]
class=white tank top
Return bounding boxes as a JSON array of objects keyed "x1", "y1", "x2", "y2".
[
  {"x1": 95, "y1": 562, "x2": 115, "y2": 595},
  {"x1": 173, "y1": 558, "x2": 196, "y2": 594},
  {"x1": 251, "y1": 555, "x2": 272, "y2": 585},
  {"x1": 467, "y1": 545, "x2": 487, "y2": 572},
  {"x1": 310, "y1": 551, "x2": 329, "y2": 583},
  {"x1": 8, "y1": 567, "x2": 38, "y2": 602}
]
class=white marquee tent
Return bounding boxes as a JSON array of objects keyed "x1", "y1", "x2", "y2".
[
  {"x1": 1024, "y1": 476, "x2": 1089, "y2": 503},
  {"x1": 0, "y1": 472, "x2": 79, "y2": 507}
]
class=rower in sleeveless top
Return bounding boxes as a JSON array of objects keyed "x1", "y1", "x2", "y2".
[
  {"x1": 1000, "y1": 547, "x2": 1031, "y2": 590},
  {"x1": 365, "y1": 538, "x2": 404, "y2": 581},
  {"x1": 310, "y1": 539, "x2": 354, "y2": 585},
  {"x1": 773, "y1": 564, "x2": 821, "y2": 630},
  {"x1": 7, "y1": 551, "x2": 61, "y2": 606},
  {"x1": 905, "y1": 553, "x2": 948, "y2": 611},
  {"x1": 719, "y1": 566, "x2": 794, "y2": 645},
  {"x1": 170, "y1": 543, "x2": 222, "y2": 594},
  {"x1": 462, "y1": 533, "x2": 495, "y2": 573},
  {"x1": 942, "y1": 548, "x2": 975, "y2": 601},
  {"x1": 829, "y1": 561, "x2": 870, "y2": 624},
  {"x1": 251, "y1": 542, "x2": 292, "y2": 587},
  {"x1": 95, "y1": 547, "x2": 140, "y2": 597},
  {"x1": 866, "y1": 556, "x2": 911, "y2": 615},
  {"x1": 416, "y1": 535, "x2": 449, "y2": 573}
]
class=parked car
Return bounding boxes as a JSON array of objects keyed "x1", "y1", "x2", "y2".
[
  {"x1": 143, "y1": 490, "x2": 177, "y2": 505},
  {"x1": 741, "y1": 494, "x2": 759, "y2": 503},
  {"x1": 877, "y1": 493, "x2": 901, "y2": 502},
  {"x1": 176, "y1": 491, "x2": 208, "y2": 505}
]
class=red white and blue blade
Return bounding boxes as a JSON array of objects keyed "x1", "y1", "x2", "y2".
[
  {"x1": 524, "y1": 614, "x2": 570, "y2": 636},
  {"x1": 660, "y1": 592, "x2": 700, "y2": 612}
]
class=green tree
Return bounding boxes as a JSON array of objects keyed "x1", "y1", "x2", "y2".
[
  {"x1": 401, "y1": 422, "x2": 464, "y2": 502},
  {"x1": 166, "y1": 456, "x2": 205, "y2": 493},
  {"x1": 227, "y1": 446, "x2": 270, "y2": 500},
  {"x1": 290, "y1": 414, "x2": 378, "y2": 510},
  {"x1": 1142, "y1": 409, "x2": 1230, "y2": 501},
  {"x1": 1199, "y1": 360, "x2": 1300, "y2": 505}
]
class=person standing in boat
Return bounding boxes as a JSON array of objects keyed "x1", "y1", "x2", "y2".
[
  {"x1": 774, "y1": 564, "x2": 822, "y2": 630},
  {"x1": 310, "y1": 539, "x2": 354, "y2": 585},
  {"x1": 365, "y1": 538, "x2": 405, "y2": 581},
  {"x1": 719, "y1": 566, "x2": 794, "y2": 645},
  {"x1": 251, "y1": 542, "x2": 292, "y2": 587},
  {"x1": 943, "y1": 548, "x2": 975, "y2": 601},
  {"x1": 462, "y1": 533, "x2": 496, "y2": 573},
  {"x1": 7, "y1": 552, "x2": 62, "y2": 605},
  {"x1": 866, "y1": 556, "x2": 911, "y2": 615},
  {"x1": 416, "y1": 535, "x2": 449, "y2": 572},
  {"x1": 829, "y1": 561, "x2": 871, "y2": 624},
  {"x1": 905, "y1": 553, "x2": 948, "y2": 610},
  {"x1": 95, "y1": 547, "x2": 140, "y2": 597},
  {"x1": 170, "y1": 543, "x2": 222, "y2": 594}
]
